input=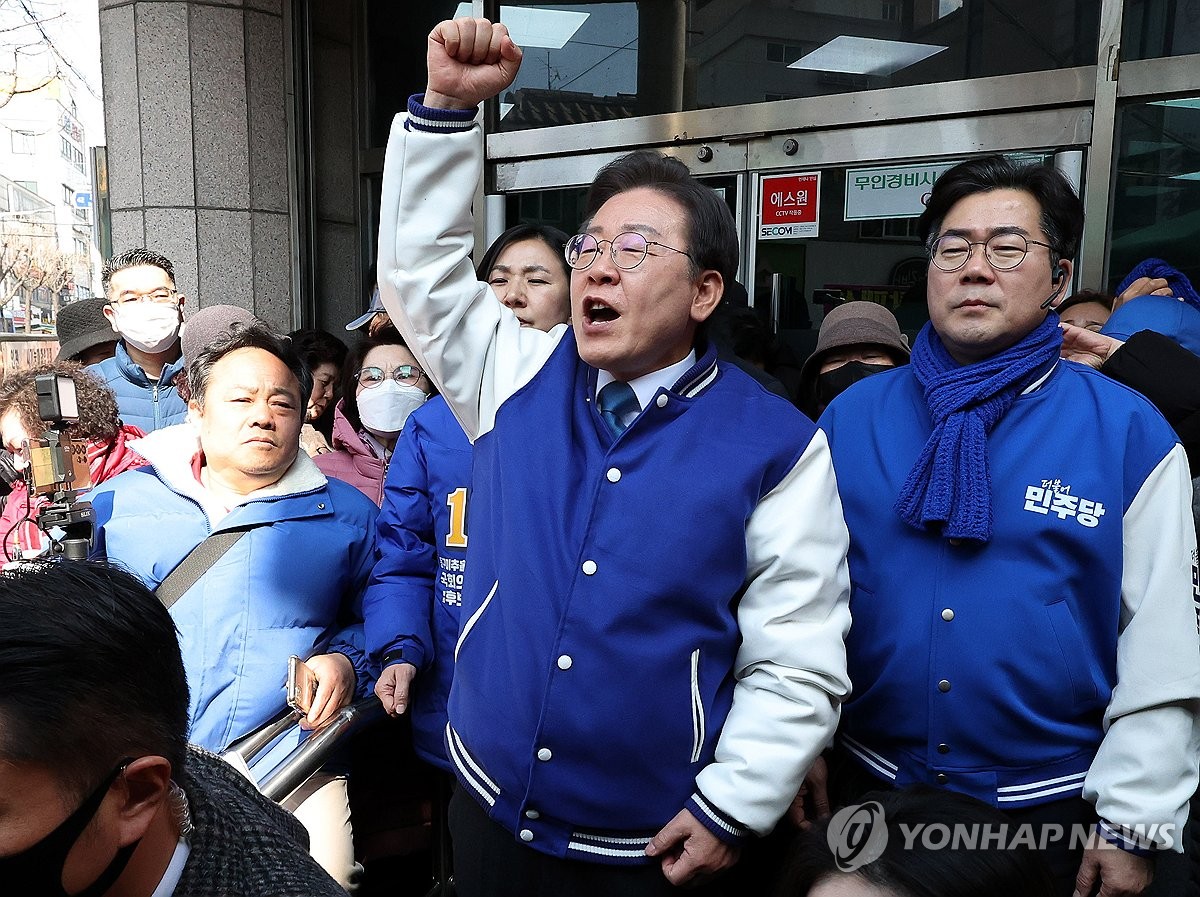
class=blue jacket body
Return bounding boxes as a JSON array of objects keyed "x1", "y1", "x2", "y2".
[
  {"x1": 88, "y1": 341, "x2": 187, "y2": 432},
  {"x1": 819, "y1": 361, "x2": 1200, "y2": 846},
  {"x1": 447, "y1": 337, "x2": 825, "y2": 858},
  {"x1": 87, "y1": 426, "x2": 378, "y2": 761},
  {"x1": 365, "y1": 395, "x2": 472, "y2": 771}
]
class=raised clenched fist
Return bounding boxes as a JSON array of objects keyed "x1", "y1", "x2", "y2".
[{"x1": 425, "y1": 17, "x2": 523, "y2": 111}]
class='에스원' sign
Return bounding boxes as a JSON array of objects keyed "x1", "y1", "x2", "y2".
[{"x1": 759, "y1": 172, "x2": 820, "y2": 240}]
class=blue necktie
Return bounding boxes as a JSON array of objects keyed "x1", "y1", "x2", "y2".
[{"x1": 598, "y1": 381, "x2": 640, "y2": 437}]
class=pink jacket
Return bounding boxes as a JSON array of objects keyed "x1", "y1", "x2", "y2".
[{"x1": 313, "y1": 401, "x2": 387, "y2": 506}]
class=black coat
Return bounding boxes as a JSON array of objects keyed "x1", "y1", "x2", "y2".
[
  {"x1": 175, "y1": 748, "x2": 345, "y2": 897},
  {"x1": 1103, "y1": 329, "x2": 1200, "y2": 471}
]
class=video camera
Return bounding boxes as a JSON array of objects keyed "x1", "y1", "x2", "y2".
[{"x1": 24, "y1": 373, "x2": 94, "y2": 560}]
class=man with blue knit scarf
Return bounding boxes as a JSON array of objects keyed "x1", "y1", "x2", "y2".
[{"x1": 818, "y1": 155, "x2": 1200, "y2": 897}]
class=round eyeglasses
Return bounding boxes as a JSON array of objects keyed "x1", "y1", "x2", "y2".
[
  {"x1": 564, "y1": 232, "x2": 693, "y2": 271},
  {"x1": 930, "y1": 233, "x2": 1055, "y2": 273},
  {"x1": 355, "y1": 364, "x2": 425, "y2": 389}
]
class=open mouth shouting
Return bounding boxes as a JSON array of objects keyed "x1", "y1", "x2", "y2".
[{"x1": 583, "y1": 298, "x2": 620, "y2": 327}]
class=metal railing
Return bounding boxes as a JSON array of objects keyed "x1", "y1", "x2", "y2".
[{"x1": 222, "y1": 697, "x2": 386, "y2": 803}]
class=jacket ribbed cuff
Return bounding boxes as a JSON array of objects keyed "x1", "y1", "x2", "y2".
[
  {"x1": 685, "y1": 791, "x2": 751, "y2": 846},
  {"x1": 1097, "y1": 820, "x2": 1159, "y2": 857},
  {"x1": 405, "y1": 94, "x2": 477, "y2": 133}
]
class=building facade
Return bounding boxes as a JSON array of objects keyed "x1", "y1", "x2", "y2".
[
  {"x1": 0, "y1": 71, "x2": 99, "y2": 333},
  {"x1": 96, "y1": 0, "x2": 1200, "y2": 349}
]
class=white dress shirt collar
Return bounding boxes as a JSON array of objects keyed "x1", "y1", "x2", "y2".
[{"x1": 595, "y1": 350, "x2": 698, "y2": 414}]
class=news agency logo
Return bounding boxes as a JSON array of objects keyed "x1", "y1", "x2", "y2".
[
  {"x1": 826, "y1": 805, "x2": 1176, "y2": 866},
  {"x1": 827, "y1": 801, "x2": 889, "y2": 872}
]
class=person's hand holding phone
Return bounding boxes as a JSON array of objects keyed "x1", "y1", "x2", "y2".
[{"x1": 299, "y1": 652, "x2": 356, "y2": 730}]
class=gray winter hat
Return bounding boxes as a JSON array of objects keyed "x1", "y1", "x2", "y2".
[
  {"x1": 181, "y1": 304, "x2": 262, "y2": 363},
  {"x1": 798, "y1": 301, "x2": 911, "y2": 395},
  {"x1": 56, "y1": 297, "x2": 116, "y2": 362}
]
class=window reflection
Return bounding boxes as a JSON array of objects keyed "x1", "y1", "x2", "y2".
[
  {"x1": 1122, "y1": 0, "x2": 1200, "y2": 61},
  {"x1": 491, "y1": 2, "x2": 640, "y2": 129},
  {"x1": 1108, "y1": 98, "x2": 1200, "y2": 291},
  {"x1": 495, "y1": 0, "x2": 1099, "y2": 132}
]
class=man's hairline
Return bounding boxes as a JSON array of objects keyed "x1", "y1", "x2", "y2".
[
  {"x1": 927, "y1": 184, "x2": 1067, "y2": 249},
  {"x1": 581, "y1": 182, "x2": 690, "y2": 234},
  {"x1": 193, "y1": 347, "x2": 304, "y2": 410},
  {"x1": 105, "y1": 262, "x2": 177, "y2": 296}
]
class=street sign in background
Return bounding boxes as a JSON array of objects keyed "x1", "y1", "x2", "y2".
[
  {"x1": 73, "y1": 192, "x2": 92, "y2": 209},
  {"x1": 0, "y1": 335, "x2": 58, "y2": 379},
  {"x1": 844, "y1": 161, "x2": 958, "y2": 221},
  {"x1": 759, "y1": 171, "x2": 821, "y2": 240}
]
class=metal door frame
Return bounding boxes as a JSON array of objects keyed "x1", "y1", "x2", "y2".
[
  {"x1": 478, "y1": 0, "x2": 1200, "y2": 289},
  {"x1": 488, "y1": 102, "x2": 1093, "y2": 306}
]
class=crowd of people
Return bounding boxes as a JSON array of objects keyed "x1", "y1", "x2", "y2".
[{"x1": 0, "y1": 14, "x2": 1199, "y2": 897}]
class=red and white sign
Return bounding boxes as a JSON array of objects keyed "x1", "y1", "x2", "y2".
[{"x1": 759, "y1": 172, "x2": 821, "y2": 239}]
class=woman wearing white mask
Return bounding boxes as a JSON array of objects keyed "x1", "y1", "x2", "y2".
[{"x1": 314, "y1": 329, "x2": 433, "y2": 505}]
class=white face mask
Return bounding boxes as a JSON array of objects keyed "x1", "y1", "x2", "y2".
[
  {"x1": 110, "y1": 303, "x2": 181, "y2": 354},
  {"x1": 357, "y1": 381, "x2": 426, "y2": 437}
]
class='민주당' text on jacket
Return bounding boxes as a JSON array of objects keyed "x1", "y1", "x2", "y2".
[{"x1": 820, "y1": 362, "x2": 1200, "y2": 853}]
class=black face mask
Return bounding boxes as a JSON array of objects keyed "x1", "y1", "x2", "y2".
[
  {"x1": 0, "y1": 760, "x2": 140, "y2": 897},
  {"x1": 816, "y1": 361, "x2": 894, "y2": 410}
]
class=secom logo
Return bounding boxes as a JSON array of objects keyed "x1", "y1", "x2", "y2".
[{"x1": 827, "y1": 801, "x2": 890, "y2": 872}]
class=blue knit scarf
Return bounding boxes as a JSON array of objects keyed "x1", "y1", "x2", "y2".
[
  {"x1": 893, "y1": 315, "x2": 1063, "y2": 543},
  {"x1": 1116, "y1": 258, "x2": 1200, "y2": 312}
]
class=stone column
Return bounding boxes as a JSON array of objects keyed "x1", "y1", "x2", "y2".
[{"x1": 98, "y1": 0, "x2": 294, "y2": 331}]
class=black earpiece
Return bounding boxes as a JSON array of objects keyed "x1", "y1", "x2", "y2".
[{"x1": 1041, "y1": 264, "x2": 1069, "y2": 310}]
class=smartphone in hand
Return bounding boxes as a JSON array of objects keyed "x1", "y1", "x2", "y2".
[{"x1": 286, "y1": 655, "x2": 319, "y2": 716}]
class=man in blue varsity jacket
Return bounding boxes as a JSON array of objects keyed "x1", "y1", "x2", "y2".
[
  {"x1": 817, "y1": 155, "x2": 1200, "y2": 897},
  {"x1": 374, "y1": 17, "x2": 852, "y2": 897}
]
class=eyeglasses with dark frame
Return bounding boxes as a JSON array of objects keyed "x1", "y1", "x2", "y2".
[
  {"x1": 108, "y1": 288, "x2": 180, "y2": 306},
  {"x1": 930, "y1": 233, "x2": 1056, "y2": 273},
  {"x1": 564, "y1": 232, "x2": 694, "y2": 271},
  {"x1": 355, "y1": 364, "x2": 425, "y2": 389}
]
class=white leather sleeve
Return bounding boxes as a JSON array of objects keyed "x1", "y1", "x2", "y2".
[
  {"x1": 694, "y1": 429, "x2": 853, "y2": 834},
  {"x1": 1083, "y1": 443, "x2": 1200, "y2": 852},
  {"x1": 376, "y1": 116, "x2": 566, "y2": 441}
]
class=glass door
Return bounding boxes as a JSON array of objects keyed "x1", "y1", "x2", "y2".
[{"x1": 745, "y1": 151, "x2": 1074, "y2": 367}]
